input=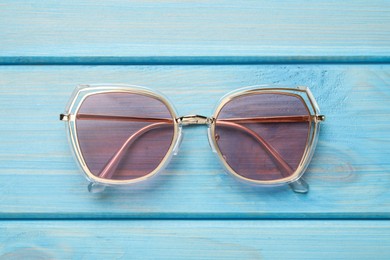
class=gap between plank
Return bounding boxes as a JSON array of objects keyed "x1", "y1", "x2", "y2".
[
  {"x1": 1, "y1": 56, "x2": 390, "y2": 65},
  {"x1": 0, "y1": 213, "x2": 389, "y2": 221}
]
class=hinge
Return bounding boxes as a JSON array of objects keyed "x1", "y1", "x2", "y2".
[
  {"x1": 60, "y1": 113, "x2": 70, "y2": 121},
  {"x1": 314, "y1": 114, "x2": 326, "y2": 122}
]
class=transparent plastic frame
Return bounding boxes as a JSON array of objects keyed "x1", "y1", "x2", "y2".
[
  {"x1": 61, "y1": 84, "x2": 324, "y2": 193},
  {"x1": 209, "y1": 85, "x2": 323, "y2": 193}
]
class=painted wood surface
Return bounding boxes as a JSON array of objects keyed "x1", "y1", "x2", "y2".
[
  {"x1": 1, "y1": 1, "x2": 390, "y2": 258},
  {"x1": 0, "y1": 1, "x2": 389, "y2": 63},
  {"x1": 1, "y1": 220, "x2": 390, "y2": 259},
  {"x1": 0, "y1": 65, "x2": 388, "y2": 219}
]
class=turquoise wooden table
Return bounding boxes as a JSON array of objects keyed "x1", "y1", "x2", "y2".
[{"x1": 1, "y1": 1, "x2": 390, "y2": 259}]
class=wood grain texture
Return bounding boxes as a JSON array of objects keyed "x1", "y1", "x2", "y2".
[
  {"x1": 0, "y1": 65, "x2": 388, "y2": 219},
  {"x1": 1, "y1": 1, "x2": 389, "y2": 257},
  {"x1": 0, "y1": 1, "x2": 389, "y2": 63},
  {"x1": 1, "y1": 220, "x2": 389, "y2": 259}
]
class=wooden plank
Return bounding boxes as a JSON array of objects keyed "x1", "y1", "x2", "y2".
[
  {"x1": 1, "y1": 220, "x2": 389, "y2": 259},
  {"x1": 0, "y1": 1, "x2": 389, "y2": 63},
  {"x1": 0, "y1": 65, "x2": 389, "y2": 219}
]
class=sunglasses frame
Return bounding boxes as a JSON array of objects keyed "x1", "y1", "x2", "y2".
[
  {"x1": 61, "y1": 84, "x2": 181, "y2": 187},
  {"x1": 209, "y1": 86, "x2": 323, "y2": 187},
  {"x1": 60, "y1": 84, "x2": 324, "y2": 192}
]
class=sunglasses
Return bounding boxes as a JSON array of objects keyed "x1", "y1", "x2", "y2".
[{"x1": 60, "y1": 84, "x2": 325, "y2": 194}]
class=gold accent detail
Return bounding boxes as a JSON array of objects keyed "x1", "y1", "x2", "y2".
[{"x1": 77, "y1": 113, "x2": 173, "y2": 123}]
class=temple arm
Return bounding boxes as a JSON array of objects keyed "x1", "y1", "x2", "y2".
[
  {"x1": 76, "y1": 113, "x2": 306, "y2": 182},
  {"x1": 76, "y1": 113, "x2": 310, "y2": 124},
  {"x1": 76, "y1": 113, "x2": 173, "y2": 123},
  {"x1": 216, "y1": 120, "x2": 295, "y2": 177},
  {"x1": 215, "y1": 120, "x2": 309, "y2": 193},
  {"x1": 98, "y1": 122, "x2": 172, "y2": 179},
  {"x1": 219, "y1": 115, "x2": 311, "y2": 124}
]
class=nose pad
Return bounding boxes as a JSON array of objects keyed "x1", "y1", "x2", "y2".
[
  {"x1": 172, "y1": 126, "x2": 183, "y2": 156},
  {"x1": 207, "y1": 127, "x2": 218, "y2": 153}
]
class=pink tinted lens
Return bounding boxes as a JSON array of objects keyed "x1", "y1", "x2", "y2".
[
  {"x1": 215, "y1": 93, "x2": 310, "y2": 181},
  {"x1": 75, "y1": 92, "x2": 175, "y2": 181}
]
